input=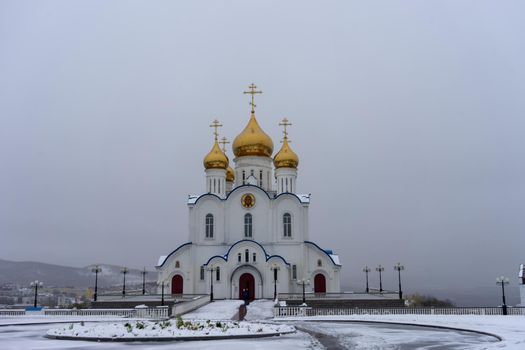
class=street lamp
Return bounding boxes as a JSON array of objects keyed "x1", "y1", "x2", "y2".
[
  {"x1": 299, "y1": 278, "x2": 310, "y2": 304},
  {"x1": 29, "y1": 280, "x2": 43, "y2": 307},
  {"x1": 496, "y1": 276, "x2": 510, "y2": 315},
  {"x1": 363, "y1": 266, "x2": 371, "y2": 293},
  {"x1": 91, "y1": 265, "x2": 102, "y2": 301},
  {"x1": 394, "y1": 263, "x2": 405, "y2": 300},
  {"x1": 208, "y1": 265, "x2": 215, "y2": 302},
  {"x1": 376, "y1": 265, "x2": 384, "y2": 293},
  {"x1": 141, "y1": 267, "x2": 147, "y2": 295},
  {"x1": 121, "y1": 267, "x2": 128, "y2": 298},
  {"x1": 271, "y1": 264, "x2": 280, "y2": 300},
  {"x1": 157, "y1": 281, "x2": 165, "y2": 306}
]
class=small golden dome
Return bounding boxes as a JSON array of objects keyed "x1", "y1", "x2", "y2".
[
  {"x1": 273, "y1": 137, "x2": 299, "y2": 169},
  {"x1": 203, "y1": 140, "x2": 228, "y2": 170},
  {"x1": 226, "y1": 166, "x2": 235, "y2": 182},
  {"x1": 232, "y1": 112, "x2": 274, "y2": 158}
]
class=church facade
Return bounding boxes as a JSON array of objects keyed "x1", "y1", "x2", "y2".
[{"x1": 156, "y1": 85, "x2": 342, "y2": 299}]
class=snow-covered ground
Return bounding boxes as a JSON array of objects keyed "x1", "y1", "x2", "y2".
[
  {"x1": 183, "y1": 300, "x2": 244, "y2": 320},
  {"x1": 245, "y1": 300, "x2": 275, "y2": 321},
  {"x1": 0, "y1": 323, "x2": 317, "y2": 350}
]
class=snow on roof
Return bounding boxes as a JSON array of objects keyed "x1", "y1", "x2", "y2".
[
  {"x1": 187, "y1": 195, "x2": 199, "y2": 205},
  {"x1": 297, "y1": 194, "x2": 311, "y2": 203},
  {"x1": 157, "y1": 255, "x2": 167, "y2": 267},
  {"x1": 330, "y1": 254, "x2": 340, "y2": 265}
]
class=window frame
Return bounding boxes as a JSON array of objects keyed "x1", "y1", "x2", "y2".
[
  {"x1": 205, "y1": 214, "x2": 214, "y2": 238},
  {"x1": 283, "y1": 213, "x2": 292, "y2": 238},
  {"x1": 244, "y1": 213, "x2": 253, "y2": 238}
]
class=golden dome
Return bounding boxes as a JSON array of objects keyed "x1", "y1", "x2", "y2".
[
  {"x1": 232, "y1": 112, "x2": 274, "y2": 158},
  {"x1": 273, "y1": 137, "x2": 299, "y2": 169},
  {"x1": 226, "y1": 166, "x2": 235, "y2": 182},
  {"x1": 203, "y1": 140, "x2": 228, "y2": 170}
]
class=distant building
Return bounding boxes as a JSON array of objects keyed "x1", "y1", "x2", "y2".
[{"x1": 518, "y1": 264, "x2": 525, "y2": 306}]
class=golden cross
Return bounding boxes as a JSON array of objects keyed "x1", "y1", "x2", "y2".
[
  {"x1": 219, "y1": 137, "x2": 230, "y2": 152},
  {"x1": 243, "y1": 83, "x2": 262, "y2": 113},
  {"x1": 209, "y1": 119, "x2": 222, "y2": 140},
  {"x1": 279, "y1": 118, "x2": 292, "y2": 139}
]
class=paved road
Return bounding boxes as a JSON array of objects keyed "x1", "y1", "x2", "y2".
[{"x1": 294, "y1": 321, "x2": 498, "y2": 349}]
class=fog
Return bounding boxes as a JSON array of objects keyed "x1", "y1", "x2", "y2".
[{"x1": 1, "y1": 1, "x2": 524, "y2": 305}]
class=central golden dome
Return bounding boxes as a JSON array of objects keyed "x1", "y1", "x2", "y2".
[{"x1": 232, "y1": 112, "x2": 274, "y2": 158}]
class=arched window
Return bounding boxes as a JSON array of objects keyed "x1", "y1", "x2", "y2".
[
  {"x1": 292, "y1": 264, "x2": 297, "y2": 280},
  {"x1": 283, "y1": 213, "x2": 292, "y2": 237},
  {"x1": 238, "y1": 253, "x2": 242, "y2": 262},
  {"x1": 216, "y1": 267, "x2": 220, "y2": 281},
  {"x1": 175, "y1": 261, "x2": 180, "y2": 268},
  {"x1": 317, "y1": 259, "x2": 322, "y2": 267},
  {"x1": 244, "y1": 213, "x2": 252, "y2": 238},
  {"x1": 253, "y1": 252, "x2": 257, "y2": 262},
  {"x1": 245, "y1": 249, "x2": 249, "y2": 263},
  {"x1": 200, "y1": 266, "x2": 205, "y2": 280},
  {"x1": 205, "y1": 214, "x2": 214, "y2": 238},
  {"x1": 242, "y1": 170, "x2": 246, "y2": 184}
]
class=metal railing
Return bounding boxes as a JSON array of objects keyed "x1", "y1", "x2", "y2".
[
  {"x1": 0, "y1": 309, "x2": 26, "y2": 316},
  {"x1": 278, "y1": 292, "x2": 399, "y2": 300},
  {"x1": 275, "y1": 306, "x2": 525, "y2": 317}
]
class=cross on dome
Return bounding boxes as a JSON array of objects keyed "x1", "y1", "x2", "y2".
[
  {"x1": 219, "y1": 137, "x2": 230, "y2": 152},
  {"x1": 243, "y1": 83, "x2": 262, "y2": 113},
  {"x1": 209, "y1": 119, "x2": 223, "y2": 140},
  {"x1": 279, "y1": 118, "x2": 292, "y2": 140}
]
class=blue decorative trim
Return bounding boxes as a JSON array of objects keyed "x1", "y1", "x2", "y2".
[
  {"x1": 202, "y1": 239, "x2": 290, "y2": 266},
  {"x1": 189, "y1": 184, "x2": 310, "y2": 205},
  {"x1": 304, "y1": 240, "x2": 341, "y2": 266},
  {"x1": 204, "y1": 255, "x2": 228, "y2": 265},
  {"x1": 156, "y1": 242, "x2": 192, "y2": 268},
  {"x1": 266, "y1": 255, "x2": 291, "y2": 265},
  {"x1": 274, "y1": 191, "x2": 309, "y2": 204}
]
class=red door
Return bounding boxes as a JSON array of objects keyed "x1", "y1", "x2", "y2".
[
  {"x1": 239, "y1": 273, "x2": 255, "y2": 300},
  {"x1": 314, "y1": 274, "x2": 326, "y2": 293},
  {"x1": 172, "y1": 274, "x2": 183, "y2": 294}
]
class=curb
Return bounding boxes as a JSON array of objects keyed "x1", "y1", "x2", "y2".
[{"x1": 44, "y1": 330, "x2": 296, "y2": 342}]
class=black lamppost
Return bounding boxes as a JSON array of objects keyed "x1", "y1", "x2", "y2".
[
  {"x1": 121, "y1": 267, "x2": 128, "y2": 298},
  {"x1": 394, "y1": 263, "x2": 405, "y2": 300},
  {"x1": 496, "y1": 276, "x2": 510, "y2": 315},
  {"x1": 376, "y1": 265, "x2": 384, "y2": 293},
  {"x1": 30, "y1": 280, "x2": 43, "y2": 307},
  {"x1": 91, "y1": 265, "x2": 102, "y2": 301},
  {"x1": 141, "y1": 267, "x2": 147, "y2": 295},
  {"x1": 299, "y1": 278, "x2": 310, "y2": 304},
  {"x1": 363, "y1": 266, "x2": 371, "y2": 293},
  {"x1": 208, "y1": 265, "x2": 215, "y2": 302},
  {"x1": 271, "y1": 264, "x2": 280, "y2": 300},
  {"x1": 157, "y1": 281, "x2": 165, "y2": 306}
]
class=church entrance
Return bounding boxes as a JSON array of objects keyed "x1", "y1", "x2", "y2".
[
  {"x1": 314, "y1": 273, "x2": 326, "y2": 293},
  {"x1": 238, "y1": 273, "x2": 255, "y2": 300},
  {"x1": 171, "y1": 274, "x2": 183, "y2": 294}
]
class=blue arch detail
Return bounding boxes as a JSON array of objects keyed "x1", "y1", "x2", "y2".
[
  {"x1": 304, "y1": 240, "x2": 341, "y2": 266},
  {"x1": 156, "y1": 242, "x2": 192, "y2": 268},
  {"x1": 189, "y1": 184, "x2": 310, "y2": 205},
  {"x1": 202, "y1": 239, "x2": 290, "y2": 266}
]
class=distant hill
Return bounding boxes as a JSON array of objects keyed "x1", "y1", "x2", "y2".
[{"x1": 0, "y1": 259, "x2": 157, "y2": 288}]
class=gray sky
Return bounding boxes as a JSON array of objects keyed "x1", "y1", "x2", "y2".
[{"x1": 1, "y1": 1, "x2": 524, "y2": 305}]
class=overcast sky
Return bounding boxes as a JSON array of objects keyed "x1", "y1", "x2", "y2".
[{"x1": 1, "y1": 1, "x2": 524, "y2": 305}]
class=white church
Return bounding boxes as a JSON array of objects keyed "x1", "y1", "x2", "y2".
[{"x1": 156, "y1": 84, "x2": 342, "y2": 300}]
